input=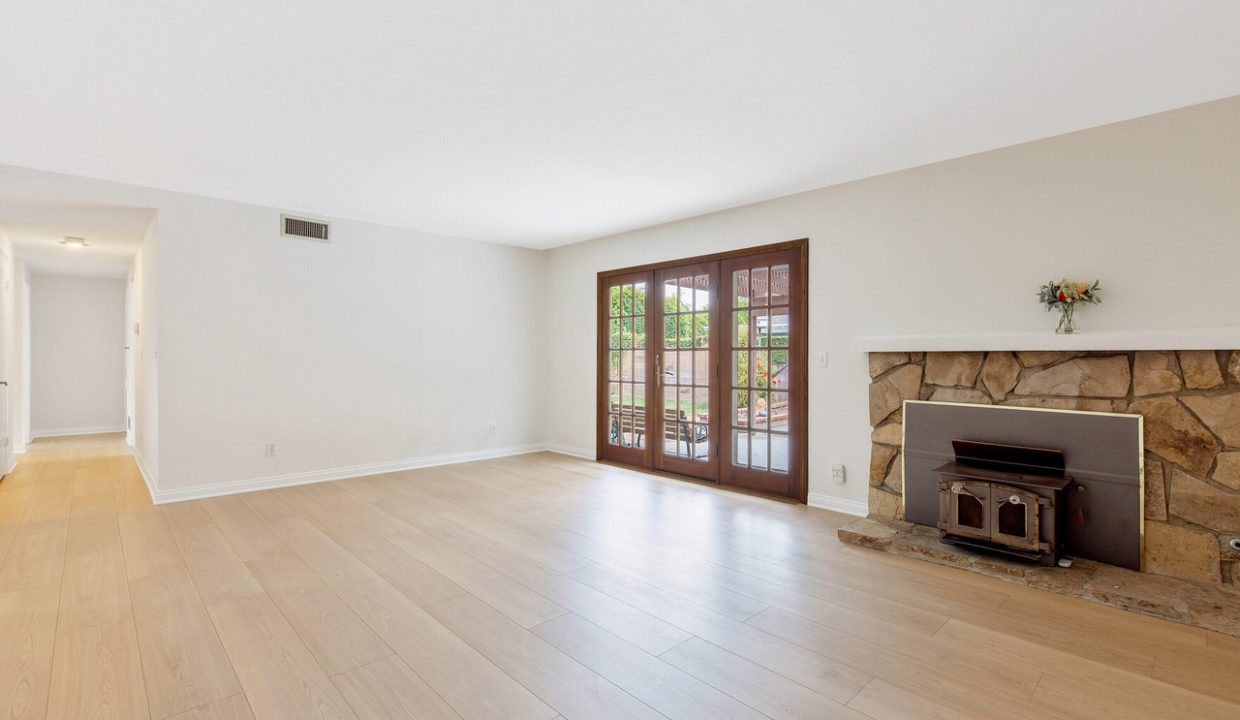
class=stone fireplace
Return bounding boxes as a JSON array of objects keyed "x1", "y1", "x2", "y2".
[{"x1": 867, "y1": 350, "x2": 1240, "y2": 587}]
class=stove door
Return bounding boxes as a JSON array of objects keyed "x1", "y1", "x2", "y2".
[
  {"x1": 944, "y1": 480, "x2": 991, "y2": 541},
  {"x1": 991, "y1": 483, "x2": 1040, "y2": 551}
]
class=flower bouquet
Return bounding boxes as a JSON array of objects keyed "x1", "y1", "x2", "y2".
[{"x1": 1037, "y1": 279, "x2": 1100, "y2": 334}]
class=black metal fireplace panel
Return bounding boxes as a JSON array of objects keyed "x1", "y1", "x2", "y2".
[{"x1": 903, "y1": 401, "x2": 1143, "y2": 570}]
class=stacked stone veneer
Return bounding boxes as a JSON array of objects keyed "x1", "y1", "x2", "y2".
[{"x1": 868, "y1": 350, "x2": 1240, "y2": 587}]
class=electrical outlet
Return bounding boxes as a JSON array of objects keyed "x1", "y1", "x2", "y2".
[
  {"x1": 831, "y1": 464, "x2": 846, "y2": 483},
  {"x1": 489, "y1": 422, "x2": 497, "y2": 434},
  {"x1": 817, "y1": 351, "x2": 828, "y2": 367},
  {"x1": 265, "y1": 443, "x2": 276, "y2": 458}
]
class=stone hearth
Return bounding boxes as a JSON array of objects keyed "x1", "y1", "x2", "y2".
[
  {"x1": 867, "y1": 350, "x2": 1240, "y2": 587},
  {"x1": 839, "y1": 517, "x2": 1240, "y2": 637}
]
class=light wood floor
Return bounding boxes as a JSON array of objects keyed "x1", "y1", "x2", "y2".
[{"x1": 0, "y1": 435, "x2": 1237, "y2": 720}]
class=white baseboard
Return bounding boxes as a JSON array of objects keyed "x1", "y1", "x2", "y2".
[
  {"x1": 153, "y1": 442, "x2": 554, "y2": 505},
  {"x1": 148, "y1": 439, "x2": 849, "y2": 510},
  {"x1": 807, "y1": 492, "x2": 868, "y2": 517},
  {"x1": 3, "y1": 455, "x2": 16, "y2": 477},
  {"x1": 32, "y1": 425, "x2": 126, "y2": 439},
  {"x1": 134, "y1": 450, "x2": 158, "y2": 503},
  {"x1": 540, "y1": 443, "x2": 595, "y2": 460}
]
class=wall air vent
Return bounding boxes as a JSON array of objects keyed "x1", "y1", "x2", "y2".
[{"x1": 281, "y1": 214, "x2": 330, "y2": 242}]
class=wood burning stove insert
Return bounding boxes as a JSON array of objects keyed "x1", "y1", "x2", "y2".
[{"x1": 935, "y1": 439, "x2": 1073, "y2": 566}]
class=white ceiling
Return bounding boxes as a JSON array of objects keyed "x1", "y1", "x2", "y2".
[
  {"x1": 1, "y1": 2, "x2": 1239, "y2": 249},
  {"x1": 0, "y1": 191, "x2": 153, "y2": 278}
]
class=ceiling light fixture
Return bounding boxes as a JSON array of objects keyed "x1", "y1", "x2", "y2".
[{"x1": 60, "y1": 236, "x2": 88, "y2": 248}]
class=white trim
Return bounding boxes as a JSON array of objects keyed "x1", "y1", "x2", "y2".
[
  {"x1": 134, "y1": 449, "x2": 158, "y2": 502},
  {"x1": 3, "y1": 455, "x2": 16, "y2": 477},
  {"x1": 32, "y1": 425, "x2": 127, "y2": 439},
  {"x1": 153, "y1": 443, "x2": 552, "y2": 504},
  {"x1": 541, "y1": 442, "x2": 595, "y2": 460},
  {"x1": 807, "y1": 492, "x2": 868, "y2": 517},
  {"x1": 850, "y1": 326, "x2": 1240, "y2": 353}
]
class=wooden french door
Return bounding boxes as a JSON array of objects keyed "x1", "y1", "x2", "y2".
[
  {"x1": 719, "y1": 248, "x2": 805, "y2": 498},
  {"x1": 597, "y1": 240, "x2": 807, "y2": 501},
  {"x1": 653, "y1": 262, "x2": 719, "y2": 481},
  {"x1": 598, "y1": 270, "x2": 654, "y2": 468}
]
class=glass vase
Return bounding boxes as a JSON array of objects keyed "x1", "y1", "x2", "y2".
[{"x1": 1056, "y1": 304, "x2": 1077, "y2": 334}]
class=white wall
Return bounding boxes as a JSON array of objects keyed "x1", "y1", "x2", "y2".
[
  {"x1": 30, "y1": 273, "x2": 127, "y2": 436},
  {"x1": 155, "y1": 197, "x2": 546, "y2": 496},
  {"x1": 544, "y1": 96, "x2": 1240, "y2": 512}
]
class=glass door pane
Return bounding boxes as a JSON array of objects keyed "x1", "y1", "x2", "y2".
[
  {"x1": 654, "y1": 263, "x2": 718, "y2": 481},
  {"x1": 720, "y1": 248, "x2": 804, "y2": 499}
]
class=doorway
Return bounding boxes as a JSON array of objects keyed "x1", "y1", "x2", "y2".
[{"x1": 597, "y1": 239, "x2": 807, "y2": 501}]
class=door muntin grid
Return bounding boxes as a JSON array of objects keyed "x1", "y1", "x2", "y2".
[
  {"x1": 660, "y1": 273, "x2": 711, "y2": 462},
  {"x1": 730, "y1": 264, "x2": 791, "y2": 473},
  {"x1": 607, "y1": 281, "x2": 647, "y2": 449}
]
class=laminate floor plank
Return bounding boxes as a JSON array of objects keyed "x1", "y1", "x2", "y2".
[
  {"x1": 332, "y1": 656, "x2": 463, "y2": 720},
  {"x1": 846, "y1": 679, "x2": 981, "y2": 720},
  {"x1": 565, "y1": 562, "x2": 872, "y2": 704},
  {"x1": 46, "y1": 617, "x2": 150, "y2": 720},
  {"x1": 129, "y1": 569, "x2": 241, "y2": 719},
  {"x1": 260, "y1": 515, "x2": 383, "y2": 588},
  {"x1": 21, "y1": 479, "x2": 73, "y2": 523},
  {"x1": 335, "y1": 577, "x2": 556, "y2": 720},
  {"x1": 118, "y1": 511, "x2": 186, "y2": 580},
  {"x1": 207, "y1": 592, "x2": 357, "y2": 720},
  {"x1": 684, "y1": 561, "x2": 947, "y2": 635},
  {"x1": 315, "y1": 523, "x2": 465, "y2": 607},
  {"x1": 381, "y1": 530, "x2": 567, "y2": 628},
  {"x1": 746, "y1": 608, "x2": 1058, "y2": 720},
  {"x1": 58, "y1": 514, "x2": 131, "y2": 632},
  {"x1": 427, "y1": 594, "x2": 665, "y2": 720},
  {"x1": 0, "y1": 585, "x2": 59, "y2": 720},
  {"x1": 0, "y1": 486, "x2": 34, "y2": 523},
  {"x1": 172, "y1": 523, "x2": 265, "y2": 607},
  {"x1": 465, "y1": 539, "x2": 692, "y2": 656},
  {"x1": 0, "y1": 519, "x2": 69, "y2": 593},
  {"x1": 166, "y1": 694, "x2": 256, "y2": 720},
  {"x1": 661, "y1": 637, "x2": 870, "y2": 720},
  {"x1": 532, "y1": 612, "x2": 768, "y2": 720},
  {"x1": 247, "y1": 553, "x2": 393, "y2": 675},
  {"x1": 200, "y1": 495, "x2": 287, "y2": 562}
]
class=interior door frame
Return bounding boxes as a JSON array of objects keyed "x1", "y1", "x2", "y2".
[{"x1": 596, "y1": 239, "x2": 808, "y2": 503}]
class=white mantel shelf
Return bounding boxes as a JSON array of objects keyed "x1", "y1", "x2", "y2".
[{"x1": 850, "y1": 327, "x2": 1240, "y2": 354}]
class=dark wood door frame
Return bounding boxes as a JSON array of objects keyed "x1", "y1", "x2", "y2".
[{"x1": 596, "y1": 239, "x2": 808, "y2": 503}]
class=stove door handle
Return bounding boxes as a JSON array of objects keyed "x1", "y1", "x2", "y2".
[{"x1": 950, "y1": 482, "x2": 981, "y2": 501}]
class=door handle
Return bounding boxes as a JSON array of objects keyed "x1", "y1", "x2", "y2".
[
  {"x1": 655, "y1": 355, "x2": 662, "y2": 387},
  {"x1": 0, "y1": 381, "x2": 8, "y2": 386}
]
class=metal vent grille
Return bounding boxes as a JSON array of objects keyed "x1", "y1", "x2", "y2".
[{"x1": 281, "y1": 215, "x2": 330, "y2": 242}]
